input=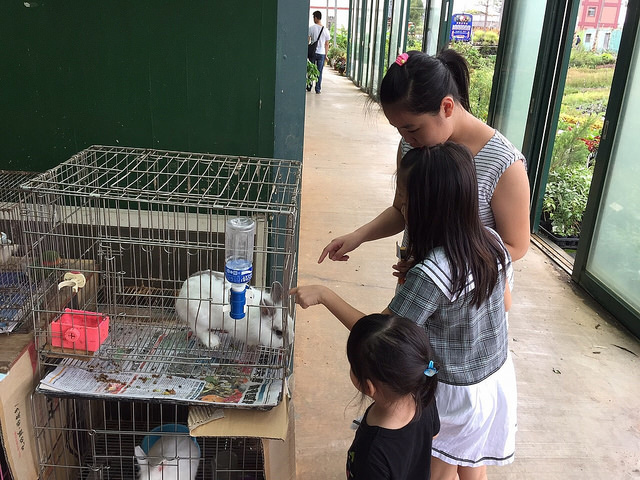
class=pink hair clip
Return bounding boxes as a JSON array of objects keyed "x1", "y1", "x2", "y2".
[{"x1": 395, "y1": 53, "x2": 409, "y2": 66}]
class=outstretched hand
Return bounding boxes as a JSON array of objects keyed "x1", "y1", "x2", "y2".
[
  {"x1": 289, "y1": 285, "x2": 327, "y2": 309},
  {"x1": 290, "y1": 284, "x2": 364, "y2": 330},
  {"x1": 318, "y1": 232, "x2": 363, "y2": 263}
]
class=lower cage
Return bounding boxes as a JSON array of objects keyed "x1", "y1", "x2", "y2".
[
  {"x1": 32, "y1": 392, "x2": 265, "y2": 480},
  {"x1": 1, "y1": 448, "x2": 12, "y2": 480}
]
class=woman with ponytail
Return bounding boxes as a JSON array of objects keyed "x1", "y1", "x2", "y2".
[
  {"x1": 292, "y1": 142, "x2": 517, "y2": 480},
  {"x1": 319, "y1": 49, "x2": 530, "y2": 276}
]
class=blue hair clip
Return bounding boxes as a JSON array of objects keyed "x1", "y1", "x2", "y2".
[{"x1": 423, "y1": 361, "x2": 438, "y2": 377}]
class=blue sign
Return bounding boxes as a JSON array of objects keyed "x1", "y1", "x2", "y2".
[{"x1": 450, "y1": 13, "x2": 473, "y2": 42}]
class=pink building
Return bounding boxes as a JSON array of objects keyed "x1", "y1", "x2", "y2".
[
  {"x1": 576, "y1": 0, "x2": 626, "y2": 51},
  {"x1": 576, "y1": 0, "x2": 623, "y2": 29}
]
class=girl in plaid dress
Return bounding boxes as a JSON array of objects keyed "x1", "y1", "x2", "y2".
[{"x1": 292, "y1": 142, "x2": 517, "y2": 480}]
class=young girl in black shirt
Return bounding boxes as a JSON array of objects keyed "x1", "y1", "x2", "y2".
[{"x1": 345, "y1": 313, "x2": 440, "y2": 480}]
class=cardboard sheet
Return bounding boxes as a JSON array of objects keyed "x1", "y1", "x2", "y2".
[
  {"x1": 0, "y1": 337, "x2": 39, "y2": 480},
  {"x1": 188, "y1": 394, "x2": 289, "y2": 440}
]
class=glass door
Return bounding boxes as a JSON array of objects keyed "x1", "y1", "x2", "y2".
[{"x1": 573, "y1": 2, "x2": 640, "y2": 337}]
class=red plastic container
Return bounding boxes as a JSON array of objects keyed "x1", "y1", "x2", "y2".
[{"x1": 50, "y1": 308, "x2": 109, "y2": 352}]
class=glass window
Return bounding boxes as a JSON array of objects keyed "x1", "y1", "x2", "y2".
[
  {"x1": 407, "y1": 0, "x2": 426, "y2": 51},
  {"x1": 587, "y1": 6, "x2": 596, "y2": 16},
  {"x1": 490, "y1": 0, "x2": 547, "y2": 150},
  {"x1": 361, "y1": 0, "x2": 374, "y2": 89},
  {"x1": 424, "y1": 1, "x2": 442, "y2": 55},
  {"x1": 370, "y1": 0, "x2": 387, "y2": 96},
  {"x1": 586, "y1": 24, "x2": 640, "y2": 313},
  {"x1": 350, "y1": 0, "x2": 363, "y2": 82},
  {"x1": 388, "y1": 0, "x2": 405, "y2": 65}
]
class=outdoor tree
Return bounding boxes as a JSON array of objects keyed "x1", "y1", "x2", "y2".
[
  {"x1": 408, "y1": 0, "x2": 425, "y2": 31},
  {"x1": 468, "y1": 0, "x2": 503, "y2": 29}
]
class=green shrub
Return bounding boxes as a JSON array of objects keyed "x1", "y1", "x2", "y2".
[
  {"x1": 449, "y1": 41, "x2": 495, "y2": 121},
  {"x1": 550, "y1": 117, "x2": 595, "y2": 170},
  {"x1": 469, "y1": 63, "x2": 493, "y2": 122},
  {"x1": 336, "y1": 26, "x2": 348, "y2": 50},
  {"x1": 327, "y1": 45, "x2": 346, "y2": 66},
  {"x1": 569, "y1": 48, "x2": 617, "y2": 68},
  {"x1": 601, "y1": 52, "x2": 615, "y2": 64},
  {"x1": 472, "y1": 29, "x2": 498, "y2": 55},
  {"x1": 473, "y1": 30, "x2": 486, "y2": 43},
  {"x1": 407, "y1": 35, "x2": 422, "y2": 51},
  {"x1": 543, "y1": 116, "x2": 599, "y2": 237},
  {"x1": 326, "y1": 26, "x2": 349, "y2": 69},
  {"x1": 543, "y1": 163, "x2": 593, "y2": 237},
  {"x1": 484, "y1": 31, "x2": 499, "y2": 44}
]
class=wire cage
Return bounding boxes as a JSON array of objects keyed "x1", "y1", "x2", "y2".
[
  {"x1": 0, "y1": 170, "x2": 41, "y2": 334},
  {"x1": 32, "y1": 392, "x2": 266, "y2": 480},
  {"x1": 20, "y1": 146, "x2": 301, "y2": 408},
  {"x1": 1, "y1": 449, "x2": 12, "y2": 480}
]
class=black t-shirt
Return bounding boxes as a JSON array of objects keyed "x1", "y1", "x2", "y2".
[{"x1": 346, "y1": 400, "x2": 440, "y2": 480}]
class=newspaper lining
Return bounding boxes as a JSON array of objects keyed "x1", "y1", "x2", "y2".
[{"x1": 38, "y1": 323, "x2": 286, "y2": 408}]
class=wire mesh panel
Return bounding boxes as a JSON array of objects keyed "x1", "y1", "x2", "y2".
[
  {"x1": 0, "y1": 170, "x2": 41, "y2": 333},
  {"x1": 31, "y1": 393, "x2": 265, "y2": 480},
  {"x1": 21, "y1": 146, "x2": 300, "y2": 408}
]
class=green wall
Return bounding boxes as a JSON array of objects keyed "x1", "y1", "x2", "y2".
[{"x1": 0, "y1": 1, "x2": 307, "y2": 170}]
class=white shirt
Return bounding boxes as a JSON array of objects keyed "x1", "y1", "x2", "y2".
[{"x1": 309, "y1": 24, "x2": 331, "y2": 55}]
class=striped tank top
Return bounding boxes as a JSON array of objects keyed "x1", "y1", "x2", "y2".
[{"x1": 400, "y1": 131, "x2": 526, "y2": 229}]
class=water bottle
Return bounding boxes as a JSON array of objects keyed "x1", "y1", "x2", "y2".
[{"x1": 224, "y1": 217, "x2": 256, "y2": 319}]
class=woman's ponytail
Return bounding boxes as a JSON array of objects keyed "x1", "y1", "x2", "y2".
[{"x1": 437, "y1": 48, "x2": 471, "y2": 112}]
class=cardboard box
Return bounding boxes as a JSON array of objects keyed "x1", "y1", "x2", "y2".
[
  {"x1": 189, "y1": 395, "x2": 296, "y2": 480},
  {"x1": 0, "y1": 334, "x2": 39, "y2": 480}
]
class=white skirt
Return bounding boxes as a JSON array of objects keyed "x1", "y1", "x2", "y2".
[{"x1": 432, "y1": 353, "x2": 517, "y2": 467}]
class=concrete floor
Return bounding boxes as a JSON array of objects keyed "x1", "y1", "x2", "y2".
[{"x1": 293, "y1": 68, "x2": 640, "y2": 480}]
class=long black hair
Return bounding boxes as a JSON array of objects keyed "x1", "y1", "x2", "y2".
[
  {"x1": 379, "y1": 49, "x2": 471, "y2": 114},
  {"x1": 347, "y1": 313, "x2": 438, "y2": 416},
  {"x1": 398, "y1": 142, "x2": 507, "y2": 308}
]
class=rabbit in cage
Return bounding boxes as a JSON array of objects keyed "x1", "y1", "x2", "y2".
[
  {"x1": 175, "y1": 270, "x2": 292, "y2": 349},
  {"x1": 134, "y1": 434, "x2": 201, "y2": 480},
  {"x1": 0, "y1": 232, "x2": 18, "y2": 264}
]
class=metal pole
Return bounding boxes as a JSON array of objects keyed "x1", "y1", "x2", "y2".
[
  {"x1": 591, "y1": 0, "x2": 605, "y2": 51},
  {"x1": 334, "y1": 0, "x2": 338, "y2": 48}
]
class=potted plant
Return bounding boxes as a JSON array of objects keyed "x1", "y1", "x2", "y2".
[
  {"x1": 541, "y1": 119, "x2": 595, "y2": 248},
  {"x1": 334, "y1": 55, "x2": 347, "y2": 75},
  {"x1": 541, "y1": 163, "x2": 592, "y2": 248},
  {"x1": 306, "y1": 60, "x2": 319, "y2": 91}
]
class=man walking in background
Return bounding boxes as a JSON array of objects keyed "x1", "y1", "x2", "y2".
[{"x1": 308, "y1": 10, "x2": 331, "y2": 94}]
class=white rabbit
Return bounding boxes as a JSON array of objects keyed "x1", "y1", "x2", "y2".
[
  {"x1": 135, "y1": 434, "x2": 200, "y2": 480},
  {"x1": 175, "y1": 270, "x2": 292, "y2": 349},
  {"x1": 0, "y1": 232, "x2": 18, "y2": 265}
]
